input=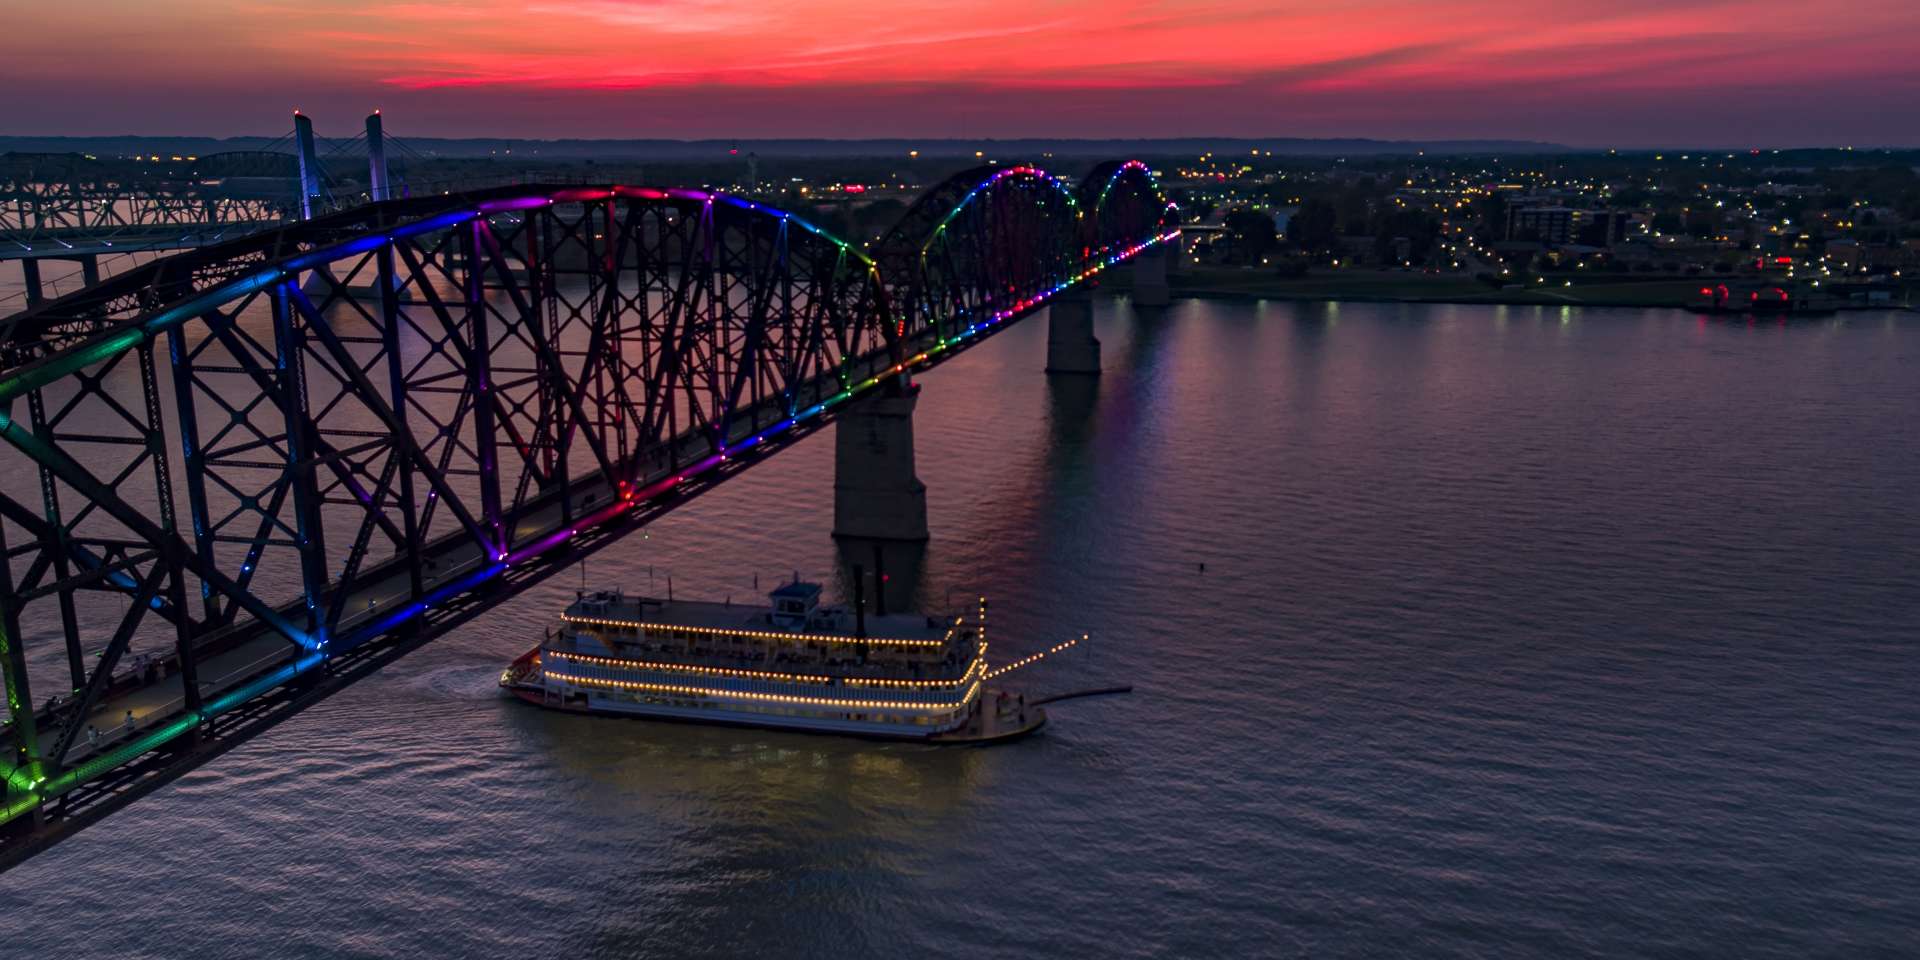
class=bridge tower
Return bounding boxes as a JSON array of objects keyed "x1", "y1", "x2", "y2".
[
  {"x1": 832, "y1": 382, "x2": 929, "y2": 542},
  {"x1": 365, "y1": 110, "x2": 390, "y2": 202},
  {"x1": 1046, "y1": 289, "x2": 1102, "y2": 375},
  {"x1": 292, "y1": 111, "x2": 324, "y2": 220}
]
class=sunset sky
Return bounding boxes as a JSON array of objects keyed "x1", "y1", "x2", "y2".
[{"x1": 4, "y1": 0, "x2": 1917, "y2": 146}]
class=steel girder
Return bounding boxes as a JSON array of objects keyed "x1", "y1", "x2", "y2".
[
  {"x1": 877, "y1": 165, "x2": 1082, "y2": 350},
  {"x1": 876, "y1": 162, "x2": 1179, "y2": 357},
  {"x1": 0, "y1": 152, "x2": 301, "y2": 258},
  {"x1": 0, "y1": 163, "x2": 1176, "y2": 864}
]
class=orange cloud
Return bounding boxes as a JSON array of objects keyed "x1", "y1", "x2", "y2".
[{"x1": 2, "y1": 0, "x2": 1916, "y2": 144}]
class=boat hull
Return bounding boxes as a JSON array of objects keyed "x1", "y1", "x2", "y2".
[{"x1": 504, "y1": 682, "x2": 1046, "y2": 744}]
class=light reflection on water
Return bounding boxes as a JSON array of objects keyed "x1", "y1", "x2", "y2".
[{"x1": 5, "y1": 299, "x2": 1918, "y2": 958}]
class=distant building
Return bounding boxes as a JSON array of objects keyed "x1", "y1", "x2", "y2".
[
  {"x1": 1507, "y1": 206, "x2": 1574, "y2": 243},
  {"x1": 1575, "y1": 210, "x2": 1632, "y2": 246},
  {"x1": 1506, "y1": 206, "x2": 1629, "y2": 245},
  {"x1": 1826, "y1": 238, "x2": 1862, "y2": 270}
]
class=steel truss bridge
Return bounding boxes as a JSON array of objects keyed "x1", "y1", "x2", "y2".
[
  {"x1": 3, "y1": 112, "x2": 422, "y2": 309},
  {"x1": 0, "y1": 159, "x2": 1176, "y2": 867},
  {"x1": 0, "y1": 151, "x2": 301, "y2": 252}
]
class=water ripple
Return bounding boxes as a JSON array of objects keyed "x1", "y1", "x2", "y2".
[{"x1": 6, "y1": 302, "x2": 1918, "y2": 958}]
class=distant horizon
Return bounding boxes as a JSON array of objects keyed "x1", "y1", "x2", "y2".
[
  {"x1": 6, "y1": 0, "x2": 1917, "y2": 148},
  {"x1": 5, "y1": 132, "x2": 1916, "y2": 159}
]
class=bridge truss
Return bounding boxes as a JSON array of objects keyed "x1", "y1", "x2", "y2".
[
  {"x1": 0, "y1": 161, "x2": 1176, "y2": 866},
  {"x1": 0, "y1": 152, "x2": 303, "y2": 255}
]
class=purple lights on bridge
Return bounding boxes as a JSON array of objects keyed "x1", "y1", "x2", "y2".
[{"x1": 0, "y1": 161, "x2": 1178, "y2": 848}]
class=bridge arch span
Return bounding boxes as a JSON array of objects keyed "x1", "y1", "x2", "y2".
[
  {"x1": 877, "y1": 164, "x2": 1085, "y2": 346},
  {"x1": 0, "y1": 182, "x2": 899, "y2": 831},
  {"x1": 0, "y1": 165, "x2": 1176, "y2": 858},
  {"x1": 1078, "y1": 159, "x2": 1178, "y2": 260}
]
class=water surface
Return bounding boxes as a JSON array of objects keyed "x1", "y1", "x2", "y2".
[{"x1": 7, "y1": 299, "x2": 1918, "y2": 958}]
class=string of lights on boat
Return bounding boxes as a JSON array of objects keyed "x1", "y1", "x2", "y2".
[
  {"x1": 984, "y1": 635, "x2": 1084, "y2": 680},
  {"x1": 544, "y1": 646, "x2": 988, "y2": 690},
  {"x1": 539, "y1": 672, "x2": 985, "y2": 713},
  {"x1": 557, "y1": 613, "x2": 963, "y2": 648}
]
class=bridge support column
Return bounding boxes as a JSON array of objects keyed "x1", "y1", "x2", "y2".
[
  {"x1": 79, "y1": 254, "x2": 100, "y2": 287},
  {"x1": 833, "y1": 387, "x2": 928, "y2": 542},
  {"x1": 1132, "y1": 246, "x2": 1170, "y2": 307},
  {"x1": 20, "y1": 260, "x2": 43, "y2": 307},
  {"x1": 1046, "y1": 290, "x2": 1101, "y2": 375},
  {"x1": 1, "y1": 593, "x2": 45, "y2": 840}
]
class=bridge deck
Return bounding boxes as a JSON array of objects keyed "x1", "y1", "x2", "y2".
[
  {"x1": 27, "y1": 474, "x2": 600, "y2": 770},
  {"x1": 0, "y1": 166, "x2": 1178, "y2": 867},
  {"x1": 3, "y1": 337, "x2": 907, "y2": 862},
  {"x1": 3, "y1": 225, "x2": 287, "y2": 260}
]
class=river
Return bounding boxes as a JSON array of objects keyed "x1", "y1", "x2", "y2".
[{"x1": 6, "y1": 298, "x2": 1917, "y2": 958}]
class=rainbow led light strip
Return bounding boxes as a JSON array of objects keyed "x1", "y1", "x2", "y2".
[
  {"x1": 0, "y1": 175, "x2": 1176, "y2": 824},
  {"x1": 1093, "y1": 160, "x2": 1161, "y2": 211},
  {"x1": 925, "y1": 165, "x2": 1078, "y2": 252},
  {"x1": 2, "y1": 648, "x2": 326, "y2": 824},
  {"x1": 1089, "y1": 161, "x2": 1181, "y2": 258},
  {"x1": 0, "y1": 187, "x2": 874, "y2": 408}
]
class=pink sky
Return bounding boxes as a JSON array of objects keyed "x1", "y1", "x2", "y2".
[{"x1": 4, "y1": 0, "x2": 1917, "y2": 145}]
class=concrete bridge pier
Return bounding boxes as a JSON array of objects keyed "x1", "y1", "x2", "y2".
[
  {"x1": 1046, "y1": 290, "x2": 1102, "y2": 375},
  {"x1": 1132, "y1": 245, "x2": 1171, "y2": 307},
  {"x1": 836, "y1": 536, "x2": 927, "y2": 618},
  {"x1": 833, "y1": 385, "x2": 929, "y2": 542}
]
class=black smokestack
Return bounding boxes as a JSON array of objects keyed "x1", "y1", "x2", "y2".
[{"x1": 852, "y1": 563, "x2": 867, "y2": 638}]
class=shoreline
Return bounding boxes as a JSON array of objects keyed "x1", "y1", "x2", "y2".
[
  {"x1": 1169, "y1": 286, "x2": 1689, "y2": 309},
  {"x1": 1148, "y1": 270, "x2": 1917, "y2": 312}
]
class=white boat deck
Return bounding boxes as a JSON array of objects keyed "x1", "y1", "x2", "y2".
[{"x1": 566, "y1": 591, "x2": 957, "y2": 644}]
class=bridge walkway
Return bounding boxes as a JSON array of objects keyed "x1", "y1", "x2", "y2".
[
  {"x1": 25, "y1": 488, "x2": 578, "y2": 769},
  {"x1": 11, "y1": 336, "x2": 909, "y2": 782}
]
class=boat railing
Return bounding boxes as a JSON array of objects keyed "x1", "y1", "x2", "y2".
[{"x1": 546, "y1": 634, "x2": 974, "y2": 682}]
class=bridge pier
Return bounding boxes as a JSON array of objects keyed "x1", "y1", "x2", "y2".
[
  {"x1": 1046, "y1": 290, "x2": 1102, "y2": 375},
  {"x1": 1132, "y1": 245, "x2": 1170, "y2": 307},
  {"x1": 833, "y1": 386, "x2": 929, "y2": 542},
  {"x1": 837, "y1": 537, "x2": 927, "y2": 619},
  {"x1": 2, "y1": 800, "x2": 43, "y2": 842}
]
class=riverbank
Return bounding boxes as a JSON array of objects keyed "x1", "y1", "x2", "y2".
[{"x1": 1154, "y1": 266, "x2": 1915, "y2": 310}]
